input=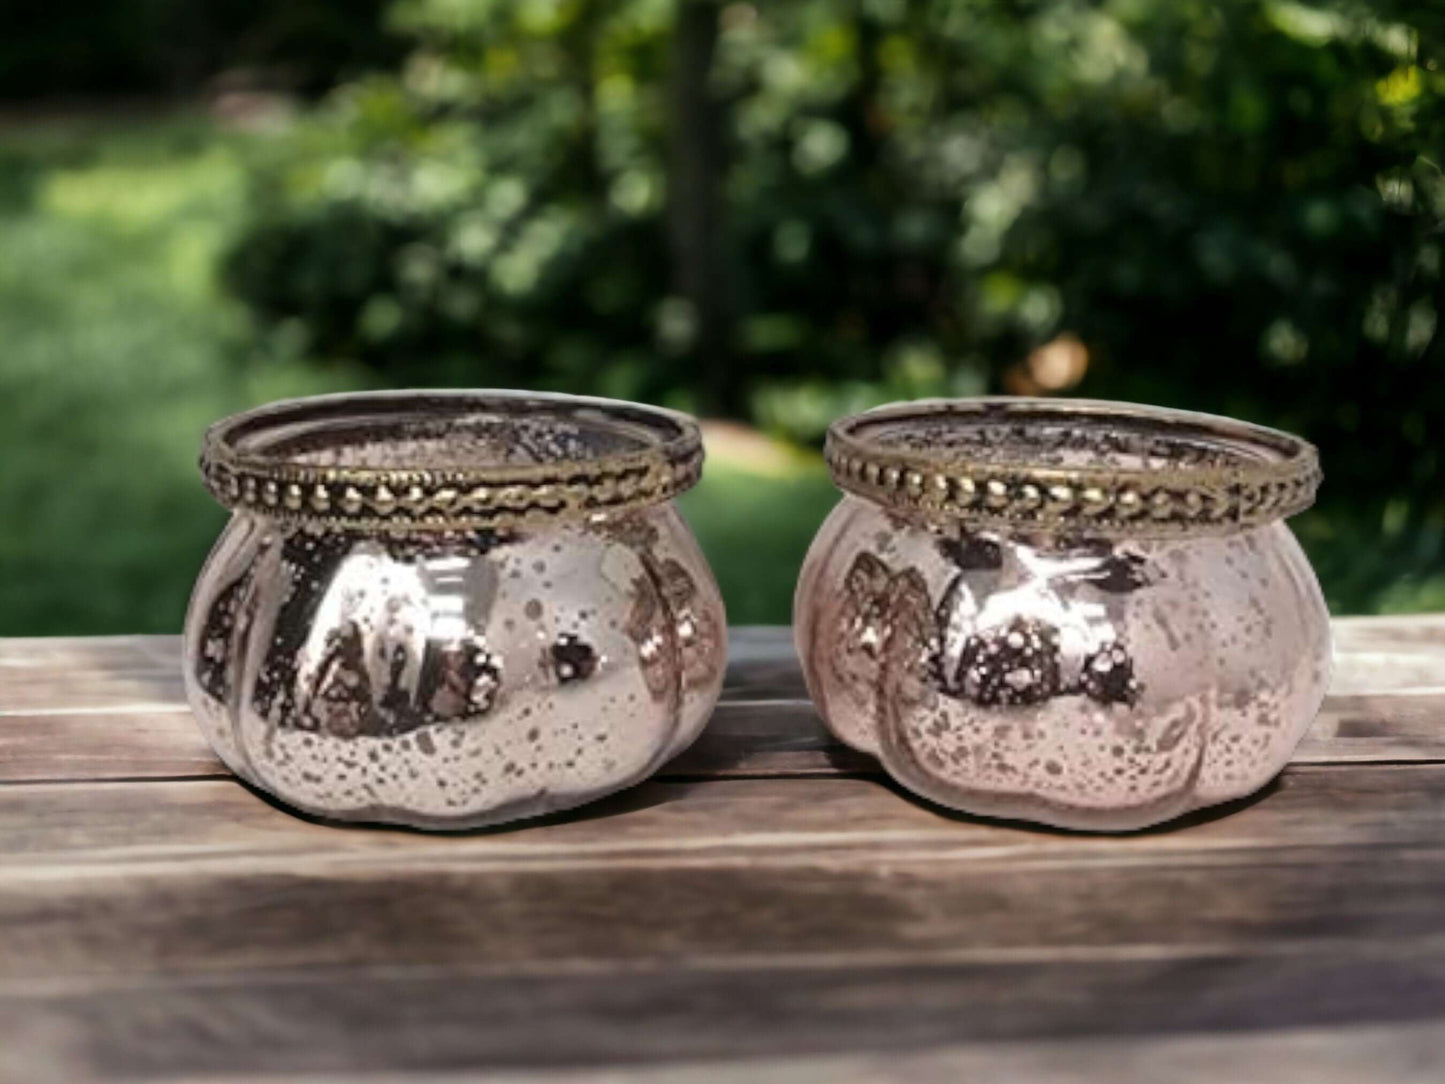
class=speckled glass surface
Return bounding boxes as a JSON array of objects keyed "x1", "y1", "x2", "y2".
[
  {"x1": 184, "y1": 391, "x2": 726, "y2": 829},
  {"x1": 795, "y1": 398, "x2": 1330, "y2": 831}
]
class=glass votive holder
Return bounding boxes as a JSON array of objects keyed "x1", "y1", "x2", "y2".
[
  {"x1": 184, "y1": 390, "x2": 726, "y2": 829},
  {"x1": 794, "y1": 397, "x2": 1329, "y2": 831}
]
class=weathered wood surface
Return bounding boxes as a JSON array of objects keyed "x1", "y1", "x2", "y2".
[{"x1": 2, "y1": 617, "x2": 1445, "y2": 1081}]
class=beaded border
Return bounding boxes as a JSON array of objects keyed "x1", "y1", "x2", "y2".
[
  {"x1": 825, "y1": 398, "x2": 1321, "y2": 540},
  {"x1": 201, "y1": 391, "x2": 705, "y2": 531}
]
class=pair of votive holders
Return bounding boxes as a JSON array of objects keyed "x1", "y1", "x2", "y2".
[{"x1": 185, "y1": 391, "x2": 1328, "y2": 832}]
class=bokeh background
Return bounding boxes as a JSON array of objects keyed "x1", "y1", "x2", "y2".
[{"x1": 1, "y1": 0, "x2": 1442, "y2": 632}]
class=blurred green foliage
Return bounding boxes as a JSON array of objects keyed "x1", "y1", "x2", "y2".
[
  {"x1": 2, "y1": 0, "x2": 1444, "y2": 632},
  {"x1": 224, "y1": 0, "x2": 1445, "y2": 613},
  {"x1": 0, "y1": 121, "x2": 346, "y2": 633},
  {"x1": 0, "y1": 120, "x2": 833, "y2": 631}
]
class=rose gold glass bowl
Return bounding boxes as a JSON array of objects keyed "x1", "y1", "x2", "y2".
[
  {"x1": 184, "y1": 391, "x2": 726, "y2": 829},
  {"x1": 795, "y1": 397, "x2": 1329, "y2": 831}
]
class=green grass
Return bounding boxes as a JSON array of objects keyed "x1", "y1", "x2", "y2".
[
  {"x1": 0, "y1": 114, "x2": 832, "y2": 632},
  {"x1": 681, "y1": 459, "x2": 839, "y2": 625},
  {"x1": 0, "y1": 117, "x2": 339, "y2": 633}
]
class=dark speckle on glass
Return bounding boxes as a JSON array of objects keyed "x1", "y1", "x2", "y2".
[{"x1": 549, "y1": 634, "x2": 598, "y2": 684}]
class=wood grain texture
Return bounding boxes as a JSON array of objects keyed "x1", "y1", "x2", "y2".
[
  {"x1": 30, "y1": 1024, "x2": 1441, "y2": 1084},
  {"x1": 5, "y1": 947, "x2": 1445, "y2": 1080},
  {"x1": 1, "y1": 767, "x2": 1443, "y2": 872},
  {"x1": 6, "y1": 821, "x2": 1445, "y2": 982},
  {"x1": 2, "y1": 620, "x2": 1445, "y2": 1080},
  {"x1": 3, "y1": 767, "x2": 1445, "y2": 1059},
  {"x1": 84, "y1": 1025, "x2": 1445, "y2": 1084},
  {"x1": 3, "y1": 617, "x2": 1445, "y2": 783}
]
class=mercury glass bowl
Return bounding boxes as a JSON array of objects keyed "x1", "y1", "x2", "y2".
[
  {"x1": 184, "y1": 391, "x2": 726, "y2": 829},
  {"x1": 794, "y1": 397, "x2": 1329, "y2": 831}
]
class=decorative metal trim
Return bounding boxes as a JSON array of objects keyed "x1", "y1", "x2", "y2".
[
  {"x1": 201, "y1": 391, "x2": 705, "y2": 531},
  {"x1": 825, "y1": 397, "x2": 1321, "y2": 540}
]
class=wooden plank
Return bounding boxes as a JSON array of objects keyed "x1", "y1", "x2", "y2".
[
  {"x1": 3, "y1": 619, "x2": 1445, "y2": 784},
  {"x1": 257, "y1": 1023, "x2": 1445, "y2": 1084},
  {"x1": 2, "y1": 766, "x2": 1445, "y2": 870},
  {"x1": 100, "y1": 1025, "x2": 1445, "y2": 1084},
  {"x1": 689, "y1": 691, "x2": 1445, "y2": 775},
  {"x1": 0, "y1": 701, "x2": 863, "y2": 786},
  {"x1": 12, "y1": 619, "x2": 1442, "y2": 679},
  {"x1": 1, "y1": 622, "x2": 1444, "y2": 1080},
  {"x1": 717, "y1": 625, "x2": 809, "y2": 700},
  {"x1": 0, "y1": 670, "x2": 184, "y2": 712},
  {"x1": 0, "y1": 708, "x2": 216, "y2": 783},
  {"x1": 1332, "y1": 612, "x2": 1445, "y2": 650},
  {"x1": 3, "y1": 620, "x2": 1439, "y2": 687},
  {"x1": 58, "y1": 1024, "x2": 1443, "y2": 1084},
  {"x1": 4, "y1": 945, "x2": 1445, "y2": 1080},
  {"x1": 0, "y1": 634, "x2": 176, "y2": 672},
  {"x1": 2, "y1": 688, "x2": 1440, "y2": 785},
  {"x1": 1301, "y1": 693, "x2": 1445, "y2": 764},
  {"x1": 4, "y1": 696, "x2": 1439, "y2": 786},
  {"x1": 665, "y1": 701, "x2": 871, "y2": 776},
  {"x1": 5, "y1": 765, "x2": 1445, "y2": 982},
  {"x1": 0, "y1": 627, "x2": 817, "y2": 783},
  {"x1": 607, "y1": 1024, "x2": 1445, "y2": 1084}
]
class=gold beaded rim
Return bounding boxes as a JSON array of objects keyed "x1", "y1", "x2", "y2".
[
  {"x1": 201, "y1": 390, "x2": 704, "y2": 531},
  {"x1": 825, "y1": 397, "x2": 1321, "y2": 539}
]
